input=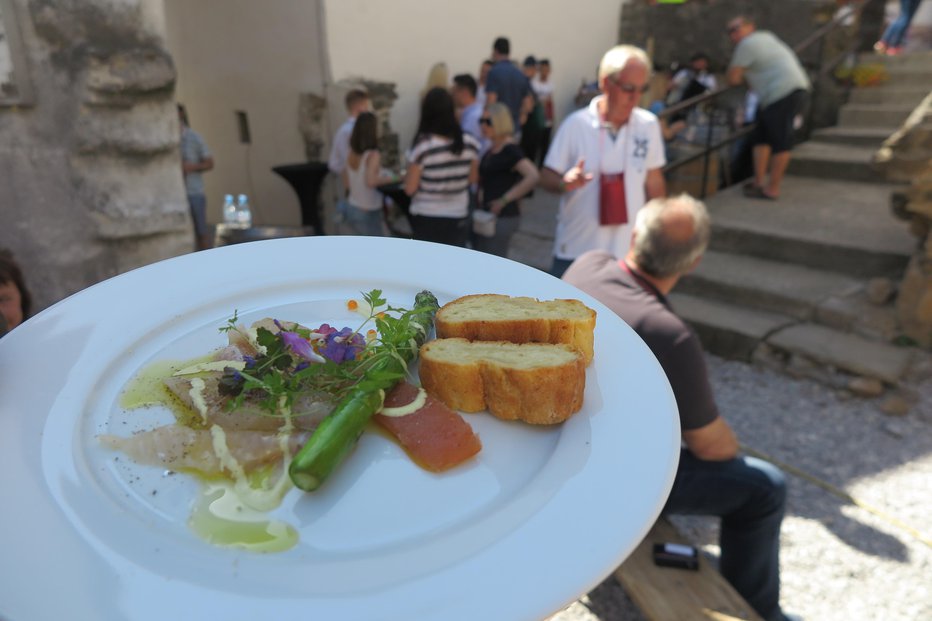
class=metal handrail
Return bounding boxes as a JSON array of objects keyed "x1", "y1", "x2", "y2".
[{"x1": 655, "y1": 0, "x2": 879, "y2": 196}]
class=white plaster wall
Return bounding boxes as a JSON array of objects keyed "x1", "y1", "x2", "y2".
[
  {"x1": 323, "y1": 0, "x2": 625, "y2": 162},
  {"x1": 163, "y1": 0, "x2": 326, "y2": 226}
]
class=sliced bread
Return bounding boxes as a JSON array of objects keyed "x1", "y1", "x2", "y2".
[
  {"x1": 434, "y1": 294, "x2": 596, "y2": 364},
  {"x1": 418, "y1": 338, "x2": 586, "y2": 425}
]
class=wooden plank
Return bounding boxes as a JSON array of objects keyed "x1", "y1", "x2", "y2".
[{"x1": 614, "y1": 519, "x2": 764, "y2": 621}]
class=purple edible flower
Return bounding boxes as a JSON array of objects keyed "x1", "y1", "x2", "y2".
[
  {"x1": 314, "y1": 323, "x2": 338, "y2": 337},
  {"x1": 243, "y1": 355, "x2": 257, "y2": 369},
  {"x1": 279, "y1": 330, "x2": 325, "y2": 363},
  {"x1": 321, "y1": 327, "x2": 366, "y2": 363}
]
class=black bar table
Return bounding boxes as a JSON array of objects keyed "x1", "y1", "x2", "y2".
[{"x1": 272, "y1": 162, "x2": 330, "y2": 234}]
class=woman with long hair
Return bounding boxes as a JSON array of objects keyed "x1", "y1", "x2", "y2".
[
  {"x1": 473, "y1": 102, "x2": 539, "y2": 257},
  {"x1": 404, "y1": 87, "x2": 480, "y2": 246},
  {"x1": 343, "y1": 112, "x2": 396, "y2": 236}
]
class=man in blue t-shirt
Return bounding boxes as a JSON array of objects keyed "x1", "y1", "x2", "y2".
[{"x1": 484, "y1": 37, "x2": 533, "y2": 137}]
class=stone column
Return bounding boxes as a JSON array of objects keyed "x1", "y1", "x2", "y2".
[
  {"x1": 874, "y1": 92, "x2": 932, "y2": 348},
  {"x1": 0, "y1": 0, "x2": 190, "y2": 314}
]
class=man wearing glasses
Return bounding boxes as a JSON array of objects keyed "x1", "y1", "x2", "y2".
[
  {"x1": 726, "y1": 15, "x2": 810, "y2": 201},
  {"x1": 540, "y1": 45, "x2": 666, "y2": 278}
]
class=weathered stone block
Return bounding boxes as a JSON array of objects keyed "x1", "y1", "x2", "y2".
[
  {"x1": 69, "y1": 151, "x2": 189, "y2": 229},
  {"x1": 879, "y1": 394, "x2": 911, "y2": 416},
  {"x1": 895, "y1": 255, "x2": 932, "y2": 347},
  {"x1": 74, "y1": 100, "x2": 179, "y2": 155},
  {"x1": 298, "y1": 92, "x2": 327, "y2": 162},
  {"x1": 847, "y1": 376, "x2": 884, "y2": 398},
  {"x1": 866, "y1": 277, "x2": 895, "y2": 305},
  {"x1": 85, "y1": 49, "x2": 176, "y2": 99}
]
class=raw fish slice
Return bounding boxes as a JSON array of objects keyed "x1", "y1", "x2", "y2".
[
  {"x1": 163, "y1": 375, "x2": 332, "y2": 432},
  {"x1": 375, "y1": 381, "x2": 481, "y2": 472},
  {"x1": 100, "y1": 426, "x2": 309, "y2": 476}
]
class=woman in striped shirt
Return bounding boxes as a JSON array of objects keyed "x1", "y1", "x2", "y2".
[{"x1": 404, "y1": 87, "x2": 480, "y2": 247}]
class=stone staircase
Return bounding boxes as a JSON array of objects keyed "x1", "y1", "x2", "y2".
[{"x1": 669, "y1": 51, "x2": 932, "y2": 390}]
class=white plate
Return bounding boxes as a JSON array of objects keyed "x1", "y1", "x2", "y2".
[{"x1": 0, "y1": 237, "x2": 680, "y2": 621}]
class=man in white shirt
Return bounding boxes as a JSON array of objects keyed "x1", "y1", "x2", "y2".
[
  {"x1": 328, "y1": 88, "x2": 371, "y2": 176},
  {"x1": 539, "y1": 45, "x2": 667, "y2": 277},
  {"x1": 328, "y1": 88, "x2": 372, "y2": 229}
]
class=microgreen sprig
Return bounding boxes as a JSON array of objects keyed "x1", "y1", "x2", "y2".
[{"x1": 217, "y1": 290, "x2": 432, "y2": 417}]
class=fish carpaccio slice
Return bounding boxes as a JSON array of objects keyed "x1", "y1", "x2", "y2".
[
  {"x1": 163, "y1": 375, "x2": 331, "y2": 432},
  {"x1": 99, "y1": 426, "x2": 308, "y2": 476},
  {"x1": 375, "y1": 381, "x2": 481, "y2": 472}
]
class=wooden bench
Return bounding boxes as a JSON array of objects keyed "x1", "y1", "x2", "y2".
[{"x1": 614, "y1": 518, "x2": 764, "y2": 621}]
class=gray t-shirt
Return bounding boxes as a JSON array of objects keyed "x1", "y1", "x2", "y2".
[
  {"x1": 563, "y1": 251, "x2": 719, "y2": 431},
  {"x1": 180, "y1": 126, "x2": 212, "y2": 197},
  {"x1": 729, "y1": 30, "x2": 810, "y2": 107}
]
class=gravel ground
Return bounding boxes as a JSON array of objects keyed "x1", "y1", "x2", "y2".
[{"x1": 549, "y1": 351, "x2": 932, "y2": 621}]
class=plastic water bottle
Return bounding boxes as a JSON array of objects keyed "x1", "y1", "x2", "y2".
[
  {"x1": 222, "y1": 194, "x2": 236, "y2": 224},
  {"x1": 235, "y1": 194, "x2": 253, "y2": 228}
]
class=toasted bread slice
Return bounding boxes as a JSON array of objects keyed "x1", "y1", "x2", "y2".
[
  {"x1": 419, "y1": 338, "x2": 586, "y2": 425},
  {"x1": 435, "y1": 294, "x2": 596, "y2": 364}
]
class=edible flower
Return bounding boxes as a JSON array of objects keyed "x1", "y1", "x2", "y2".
[
  {"x1": 279, "y1": 330, "x2": 325, "y2": 363},
  {"x1": 321, "y1": 327, "x2": 366, "y2": 363}
]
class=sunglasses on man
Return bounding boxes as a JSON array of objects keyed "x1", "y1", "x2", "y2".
[
  {"x1": 479, "y1": 117, "x2": 493, "y2": 125},
  {"x1": 605, "y1": 74, "x2": 650, "y2": 94}
]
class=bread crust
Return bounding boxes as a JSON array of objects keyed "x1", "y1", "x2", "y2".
[
  {"x1": 419, "y1": 338, "x2": 586, "y2": 425},
  {"x1": 435, "y1": 294, "x2": 596, "y2": 364}
]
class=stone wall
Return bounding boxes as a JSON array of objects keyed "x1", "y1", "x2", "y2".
[
  {"x1": 874, "y1": 91, "x2": 932, "y2": 348},
  {"x1": 0, "y1": 0, "x2": 190, "y2": 314}
]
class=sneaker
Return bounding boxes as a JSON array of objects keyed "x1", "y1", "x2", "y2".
[
  {"x1": 885, "y1": 46, "x2": 903, "y2": 56},
  {"x1": 873, "y1": 40, "x2": 887, "y2": 54}
]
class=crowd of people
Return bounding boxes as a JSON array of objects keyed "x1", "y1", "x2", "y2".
[
  {"x1": 325, "y1": 36, "x2": 555, "y2": 258},
  {"x1": 322, "y1": 9, "x2": 818, "y2": 260},
  {"x1": 319, "y1": 24, "x2": 807, "y2": 621}
]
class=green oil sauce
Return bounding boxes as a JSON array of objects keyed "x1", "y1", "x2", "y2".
[
  {"x1": 120, "y1": 355, "x2": 299, "y2": 552},
  {"x1": 120, "y1": 355, "x2": 215, "y2": 428},
  {"x1": 189, "y1": 481, "x2": 298, "y2": 553},
  {"x1": 120, "y1": 359, "x2": 184, "y2": 409}
]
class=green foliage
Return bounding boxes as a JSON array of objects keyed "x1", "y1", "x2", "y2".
[{"x1": 217, "y1": 290, "x2": 438, "y2": 418}]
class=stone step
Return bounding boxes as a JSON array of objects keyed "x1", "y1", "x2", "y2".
[
  {"x1": 848, "y1": 86, "x2": 930, "y2": 106},
  {"x1": 787, "y1": 142, "x2": 888, "y2": 183},
  {"x1": 858, "y1": 50, "x2": 932, "y2": 72},
  {"x1": 705, "y1": 179, "x2": 913, "y2": 278},
  {"x1": 670, "y1": 293, "x2": 914, "y2": 384},
  {"x1": 809, "y1": 126, "x2": 897, "y2": 148},
  {"x1": 668, "y1": 292, "x2": 794, "y2": 361},
  {"x1": 766, "y1": 323, "x2": 913, "y2": 384},
  {"x1": 838, "y1": 103, "x2": 918, "y2": 127},
  {"x1": 881, "y1": 70, "x2": 932, "y2": 89},
  {"x1": 677, "y1": 250, "x2": 863, "y2": 320}
]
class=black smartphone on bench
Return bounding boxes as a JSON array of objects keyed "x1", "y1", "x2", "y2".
[{"x1": 652, "y1": 542, "x2": 700, "y2": 570}]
